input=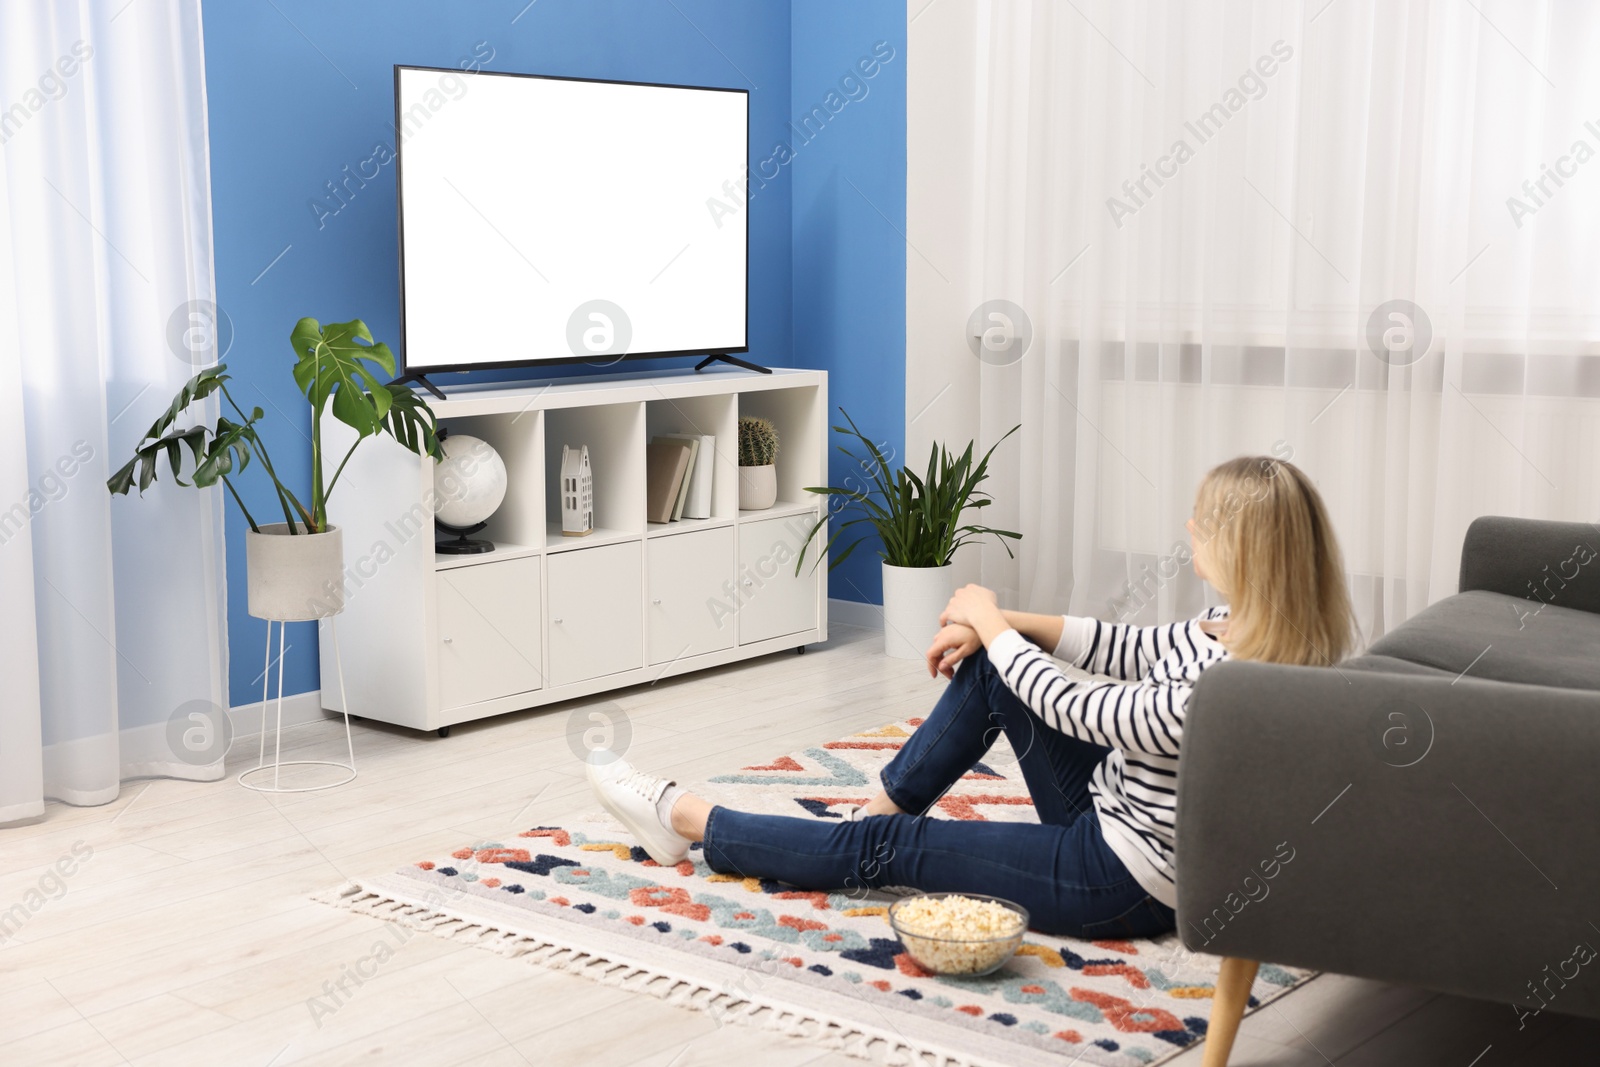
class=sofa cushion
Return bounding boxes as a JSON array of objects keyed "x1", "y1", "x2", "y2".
[
  {"x1": 1368, "y1": 589, "x2": 1600, "y2": 691},
  {"x1": 1339, "y1": 654, "x2": 1455, "y2": 678}
]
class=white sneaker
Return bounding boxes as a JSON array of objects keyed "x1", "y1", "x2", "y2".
[{"x1": 585, "y1": 752, "x2": 691, "y2": 866}]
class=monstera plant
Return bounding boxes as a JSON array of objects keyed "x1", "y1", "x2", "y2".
[
  {"x1": 109, "y1": 317, "x2": 438, "y2": 532},
  {"x1": 108, "y1": 317, "x2": 440, "y2": 621}
]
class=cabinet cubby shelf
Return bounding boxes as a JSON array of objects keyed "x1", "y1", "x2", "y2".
[
  {"x1": 319, "y1": 367, "x2": 828, "y2": 733},
  {"x1": 645, "y1": 515, "x2": 735, "y2": 538},
  {"x1": 740, "y1": 499, "x2": 820, "y2": 523},
  {"x1": 543, "y1": 524, "x2": 638, "y2": 554},
  {"x1": 435, "y1": 542, "x2": 540, "y2": 571}
]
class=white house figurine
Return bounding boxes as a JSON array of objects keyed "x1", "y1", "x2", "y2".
[{"x1": 560, "y1": 444, "x2": 594, "y2": 536}]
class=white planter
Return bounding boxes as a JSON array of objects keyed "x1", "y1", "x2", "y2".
[
  {"x1": 739, "y1": 464, "x2": 777, "y2": 510},
  {"x1": 881, "y1": 562, "x2": 956, "y2": 661},
  {"x1": 245, "y1": 523, "x2": 345, "y2": 621}
]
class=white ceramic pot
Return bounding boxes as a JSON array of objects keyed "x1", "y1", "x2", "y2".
[
  {"x1": 881, "y1": 562, "x2": 956, "y2": 661},
  {"x1": 739, "y1": 464, "x2": 777, "y2": 510},
  {"x1": 245, "y1": 523, "x2": 345, "y2": 622}
]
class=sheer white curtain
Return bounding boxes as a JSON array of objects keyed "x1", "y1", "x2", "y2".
[
  {"x1": 908, "y1": 0, "x2": 1600, "y2": 644},
  {"x1": 1, "y1": 0, "x2": 227, "y2": 823}
]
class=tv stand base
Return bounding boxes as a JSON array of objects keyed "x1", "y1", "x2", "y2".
[
  {"x1": 695, "y1": 353, "x2": 771, "y2": 374},
  {"x1": 389, "y1": 372, "x2": 447, "y2": 400}
]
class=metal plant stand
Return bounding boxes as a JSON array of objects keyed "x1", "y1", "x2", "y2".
[{"x1": 239, "y1": 615, "x2": 356, "y2": 793}]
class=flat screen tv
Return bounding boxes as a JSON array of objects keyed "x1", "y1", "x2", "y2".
[{"x1": 394, "y1": 65, "x2": 749, "y2": 377}]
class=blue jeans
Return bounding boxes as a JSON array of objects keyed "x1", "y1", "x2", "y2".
[{"x1": 700, "y1": 649, "x2": 1176, "y2": 938}]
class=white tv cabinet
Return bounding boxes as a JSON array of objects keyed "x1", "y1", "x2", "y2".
[{"x1": 318, "y1": 366, "x2": 828, "y2": 735}]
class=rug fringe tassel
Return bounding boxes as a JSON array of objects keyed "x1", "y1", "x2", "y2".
[{"x1": 314, "y1": 882, "x2": 992, "y2": 1067}]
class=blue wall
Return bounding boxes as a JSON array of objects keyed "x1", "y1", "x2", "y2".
[
  {"x1": 202, "y1": 0, "x2": 903, "y2": 705},
  {"x1": 790, "y1": 2, "x2": 906, "y2": 609}
]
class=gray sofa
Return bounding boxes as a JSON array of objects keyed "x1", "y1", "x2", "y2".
[{"x1": 1177, "y1": 516, "x2": 1600, "y2": 1021}]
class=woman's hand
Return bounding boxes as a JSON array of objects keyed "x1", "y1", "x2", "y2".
[
  {"x1": 940, "y1": 584, "x2": 1011, "y2": 647},
  {"x1": 925, "y1": 623, "x2": 980, "y2": 679},
  {"x1": 940, "y1": 584, "x2": 999, "y2": 628}
]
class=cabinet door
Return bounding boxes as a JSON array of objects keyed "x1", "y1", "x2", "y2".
[
  {"x1": 737, "y1": 514, "x2": 820, "y2": 644},
  {"x1": 648, "y1": 527, "x2": 735, "y2": 665},
  {"x1": 436, "y1": 556, "x2": 543, "y2": 711},
  {"x1": 548, "y1": 541, "x2": 643, "y2": 686}
]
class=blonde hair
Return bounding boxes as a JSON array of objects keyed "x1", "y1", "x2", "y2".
[{"x1": 1192, "y1": 456, "x2": 1356, "y2": 666}]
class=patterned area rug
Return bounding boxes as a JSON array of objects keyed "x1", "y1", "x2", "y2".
[{"x1": 319, "y1": 717, "x2": 1312, "y2": 1067}]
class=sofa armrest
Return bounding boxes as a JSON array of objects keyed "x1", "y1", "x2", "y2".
[
  {"x1": 1460, "y1": 515, "x2": 1600, "y2": 615},
  {"x1": 1177, "y1": 660, "x2": 1600, "y2": 1020}
]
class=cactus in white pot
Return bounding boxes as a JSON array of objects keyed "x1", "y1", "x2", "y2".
[{"x1": 737, "y1": 415, "x2": 779, "y2": 510}]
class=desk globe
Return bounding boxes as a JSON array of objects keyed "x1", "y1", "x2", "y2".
[{"x1": 434, "y1": 433, "x2": 508, "y2": 554}]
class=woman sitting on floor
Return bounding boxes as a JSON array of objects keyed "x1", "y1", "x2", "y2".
[{"x1": 584, "y1": 455, "x2": 1357, "y2": 938}]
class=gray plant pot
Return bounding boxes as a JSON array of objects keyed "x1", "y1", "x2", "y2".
[{"x1": 245, "y1": 523, "x2": 345, "y2": 621}]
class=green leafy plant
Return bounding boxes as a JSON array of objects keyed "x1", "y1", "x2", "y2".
[
  {"x1": 107, "y1": 317, "x2": 440, "y2": 534},
  {"x1": 738, "y1": 415, "x2": 779, "y2": 466},
  {"x1": 797, "y1": 409, "x2": 1020, "y2": 572}
]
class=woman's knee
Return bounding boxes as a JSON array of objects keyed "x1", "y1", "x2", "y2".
[
  {"x1": 949, "y1": 648, "x2": 1001, "y2": 705},
  {"x1": 958, "y1": 647, "x2": 997, "y2": 678}
]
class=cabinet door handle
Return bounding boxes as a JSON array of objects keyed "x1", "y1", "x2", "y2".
[
  {"x1": 442, "y1": 637, "x2": 453, "y2": 643},
  {"x1": 553, "y1": 618, "x2": 563, "y2": 625},
  {"x1": 651, "y1": 598, "x2": 662, "y2": 605},
  {"x1": 742, "y1": 579, "x2": 754, "y2": 587}
]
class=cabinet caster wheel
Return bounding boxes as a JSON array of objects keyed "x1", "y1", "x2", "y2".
[
  {"x1": 437, "y1": 726, "x2": 451, "y2": 738},
  {"x1": 796, "y1": 645, "x2": 806, "y2": 655}
]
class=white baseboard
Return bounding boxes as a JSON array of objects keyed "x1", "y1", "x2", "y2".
[
  {"x1": 829, "y1": 597, "x2": 885, "y2": 630},
  {"x1": 228, "y1": 690, "x2": 329, "y2": 741}
]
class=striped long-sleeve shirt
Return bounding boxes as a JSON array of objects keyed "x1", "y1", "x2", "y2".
[{"x1": 985, "y1": 607, "x2": 1231, "y2": 907}]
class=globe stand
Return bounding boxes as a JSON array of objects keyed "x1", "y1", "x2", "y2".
[{"x1": 435, "y1": 518, "x2": 495, "y2": 555}]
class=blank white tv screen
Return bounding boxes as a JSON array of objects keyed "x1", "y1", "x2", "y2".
[{"x1": 395, "y1": 66, "x2": 748, "y2": 372}]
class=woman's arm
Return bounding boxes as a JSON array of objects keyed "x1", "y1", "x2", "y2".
[
  {"x1": 1060, "y1": 617, "x2": 1204, "y2": 681},
  {"x1": 940, "y1": 587, "x2": 1052, "y2": 651},
  {"x1": 926, "y1": 608, "x2": 1065, "y2": 680},
  {"x1": 942, "y1": 586, "x2": 1192, "y2": 682},
  {"x1": 989, "y1": 636, "x2": 1185, "y2": 757},
  {"x1": 926, "y1": 611, "x2": 1061, "y2": 679},
  {"x1": 940, "y1": 584, "x2": 1188, "y2": 756},
  {"x1": 999, "y1": 610, "x2": 1064, "y2": 654}
]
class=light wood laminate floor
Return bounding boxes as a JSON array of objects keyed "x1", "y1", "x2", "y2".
[{"x1": 2, "y1": 623, "x2": 1594, "y2": 1065}]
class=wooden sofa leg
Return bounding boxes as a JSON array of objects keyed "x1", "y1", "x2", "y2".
[{"x1": 1202, "y1": 957, "x2": 1260, "y2": 1067}]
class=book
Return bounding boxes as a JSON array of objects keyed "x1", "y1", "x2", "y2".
[
  {"x1": 645, "y1": 438, "x2": 692, "y2": 524},
  {"x1": 657, "y1": 432, "x2": 714, "y2": 519},
  {"x1": 645, "y1": 435, "x2": 698, "y2": 521},
  {"x1": 671, "y1": 437, "x2": 698, "y2": 520}
]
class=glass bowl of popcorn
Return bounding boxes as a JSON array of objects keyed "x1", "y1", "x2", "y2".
[{"x1": 888, "y1": 892, "x2": 1029, "y2": 976}]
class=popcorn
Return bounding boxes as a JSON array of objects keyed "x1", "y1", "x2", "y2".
[{"x1": 889, "y1": 894, "x2": 1027, "y2": 975}]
